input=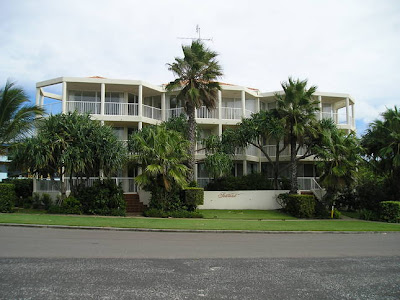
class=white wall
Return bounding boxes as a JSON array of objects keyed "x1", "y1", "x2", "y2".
[{"x1": 199, "y1": 190, "x2": 289, "y2": 210}]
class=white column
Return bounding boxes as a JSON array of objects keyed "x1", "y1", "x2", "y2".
[
  {"x1": 345, "y1": 97, "x2": 350, "y2": 125},
  {"x1": 138, "y1": 121, "x2": 143, "y2": 130},
  {"x1": 62, "y1": 82, "x2": 67, "y2": 113},
  {"x1": 194, "y1": 163, "x2": 198, "y2": 181},
  {"x1": 218, "y1": 90, "x2": 222, "y2": 119},
  {"x1": 218, "y1": 124, "x2": 222, "y2": 136},
  {"x1": 101, "y1": 83, "x2": 105, "y2": 116},
  {"x1": 40, "y1": 95, "x2": 44, "y2": 107},
  {"x1": 241, "y1": 90, "x2": 246, "y2": 118},
  {"x1": 243, "y1": 159, "x2": 247, "y2": 175},
  {"x1": 161, "y1": 92, "x2": 166, "y2": 121},
  {"x1": 256, "y1": 98, "x2": 260, "y2": 113},
  {"x1": 351, "y1": 104, "x2": 355, "y2": 128},
  {"x1": 138, "y1": 84, "x2": 143, "y2": 118},
  {"x1": 35, "y1": 88, "x2": 40, "y2": 106},
  {"x1": 318, "y1": 95, "x2": 322, "y2": 120}
]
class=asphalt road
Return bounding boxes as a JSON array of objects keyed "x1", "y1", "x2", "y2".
[{"x1": 0, "y1": 226, "x2": 399, "y2": 299}]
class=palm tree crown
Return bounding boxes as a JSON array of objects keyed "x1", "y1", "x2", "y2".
[{"x1": 0, "y1": 80, "x2": 44, "y2": 154}]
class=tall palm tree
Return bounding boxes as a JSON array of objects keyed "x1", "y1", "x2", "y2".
[
  {"x1": 166, "y1": 40, "x2": 223, "y2": 181},
  {"x1": 129, "y1": 125, "x2": 189, "y2": 210},
  {"x1": 0, "y1": 80, "x2": 44, "y2": 154},
  {"x1": 275, "y1": 77, "x2": 319, "y2": 193}
]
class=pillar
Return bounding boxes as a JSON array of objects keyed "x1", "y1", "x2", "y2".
[
  {"x1": 218, "y1": 90, "x2": 222, "y2": 119},
  {"x1": 241, "y1": 90, "x2": 246, "y2": 118},
  {"x1": 345, "y1": 97, "x2": 350, "y2": 125},
  {"x1": 138, "y1": 84, "x2": 143, "y2": 118},
  {"x1": 161, "y1": 92, "x2": 166, "y2": 121},
  {"x1": 256, "y1": 98, "x2": 260, "y2": 113},
  {"x1": 218, "y1": 123, "x2": 222, "y2": 136},
  {"x1": 100, "y1": 83, "x2": 105, "y2": 116},
  {"x1": 138, "y1": 121, "x2": 143, "y2": 130},
  {"x1": 318, "y1": 95, "x2": 322, "y2": 120},
  {"x1": 351, "y1": 104, "x2": 355, "y2": 128},
  {"x1": 243, "y1": 160, "x2": 247, "y2": 176},
  {"x1": 35, "y1": 88, "x2": 40, "y2": 106},
  {"x1": 62, "y1": 82, "x2": 67, "y2": 113}
]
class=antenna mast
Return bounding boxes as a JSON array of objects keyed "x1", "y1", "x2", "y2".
[{"x1": 178, "y1": 25, "x2": 213, "y2": 42}]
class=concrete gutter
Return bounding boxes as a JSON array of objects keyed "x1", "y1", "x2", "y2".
[{"x1": 0, "y1": 223, "x2": 397, "y2": 234}]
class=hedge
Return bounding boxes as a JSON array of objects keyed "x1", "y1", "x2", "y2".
[
  {"x1": 379, "y1": 201, "x2": 400, "y2": 223},
  {"x1": 0, "y1": 184, "x2": 16, "y2": 213},
  {"x1": 277, "y1": 193, "x2": 315, "y2": 218},
  {"x1": 183, "y1": 187, "x2": 204, "y2": 211}
]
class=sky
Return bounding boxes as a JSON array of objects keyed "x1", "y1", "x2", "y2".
[{"x1": 1, "y1": 0, "x2": 399, "y2": 135}]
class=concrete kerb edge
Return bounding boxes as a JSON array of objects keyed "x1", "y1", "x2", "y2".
[{"x1": 0, "y1": 223, "x2": 397, "y2": 234}]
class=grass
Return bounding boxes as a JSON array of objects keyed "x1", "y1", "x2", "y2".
[
  {"x1": 200, "y1": 209, "x2": 296, "y2": 220},
  {"x1": 1, "y1": 213, "x2": 400, "y2": 231}
]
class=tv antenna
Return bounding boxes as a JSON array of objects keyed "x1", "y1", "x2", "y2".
[{"x1": 178, "y1": 25, "x2": 213, "y2": 42}]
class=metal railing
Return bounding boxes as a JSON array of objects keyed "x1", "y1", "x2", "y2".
[
  {"x1": 261, "y1": 144, "x2": 308, "y2": 157},
  {"x1": 143, "y1": 105, "x2": 162, "y2": 120},
  {"x1": 43, "y1": 102, "x2": 62, "y2": 115},
  {"x1": 246, "y1": 144, "x2": 259, "y2": 156},
  {"x1": 196, "y1": 106, "x2": 217, "y2": 119},
  {"x1": 66, "y1": 101, "x2": 100, "y2": 114},
  {"x1": 221, "y1": 107, "x2": 242, "y2": 120},
  {"x1": 35, "y1": 177, "x2": 137, "y2": 193},
  {"x1": 244, "y1": 109, "x2": 254, "y2": 118},
  {"x1": 197, "y1": 178, "x2": 211, "y2": 188},
  {"x1": 320, "y1": 112, "x2": 353, "y2": 125},
  {"x1": 105, "y1": 102, "x2": 138, "y2": 116},
  {"x1": 297, "y1": 177, "x2": 320, "y2": 190},
  {"x1": 166, "y1": 107, "x2": 186, "y2": 120}
]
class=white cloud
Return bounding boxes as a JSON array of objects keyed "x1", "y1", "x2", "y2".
[{"x1": 0, "y1": 0, "x2": 399, "y2": 131}]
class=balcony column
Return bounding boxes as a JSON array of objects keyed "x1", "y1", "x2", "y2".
[
  {"x1": 256, "y1": 98, "x2": 260, "y2": 113},
  {"x1": 218, "y1": 124, "x2": 222, "y2": 136},
  {"x1": 241, "y1": 90, "x2": 246, "y2": 118},
  {"x1": 161, "y1": 92, "x2": 166, "y2": 121},
  {"x1": 194, "y1": 163, "x2": 198, "y2": 181},
  {"x1": 100, "y1": 83, "x2": 105, "y2": 116},
  {"x1": 35, "y1": 88, "x2": 40, "y2": 106},
  {"x1": 351, "y1": 104, "x2": 355, "y2": 128},
  {"x1": 218, "y1": 90, "x2": 222, "y2": 119},
  {"x1": 62, "y1": 82, "x2": 67, "y2": 113},
  {"x1": 243, "y1": 159, "x2": 247, "y2": 176},
  {"x1": 138, "y1": 84, "x2": 143, "y2": 118},
  {"x1": 138, "y1": 122, "x2": 143, "y2": 131},
  {"x1": 345, "y1": 97, "x2": 350, "y2": 125},
  {"x1": 318, "y1": 95, "x2": 322, "y2": 120}
]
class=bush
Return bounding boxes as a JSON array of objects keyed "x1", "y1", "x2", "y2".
[
  {"x1": 32, "y1": 193, "x2": 41, "y2": 209},
  {"x1": 42, "y1": 193, "x2": 53, "y2": 210},
  {"x1": 314, "y1": 200, "x2": 329, "y2": 219},
  {"x1": 143, "y1": 208, "x2": 203, "y2": 218},
  {"x1": 205, "y1": 173, "x2": 273, "y2": 191},
  {"x1": 0, "y1": 184, "x2": 16, "y2": 212},
  {"x1": 183, "y1": 187, "x2": 204, "y2": 211},
  {"x1": 379, "y1": 201, "x2": 400, "y2": 223},
  {"x1": 359, "y1": 209, "x2": 379, "y2": 221},
  {"x1": 72, "y1": 179, "x2": 126, "y2": 216},
  {"x1": 3, "y1": 179, "x2": 33, "y2": 200},
  {"x1": 277, "y1": 193, "x2": 315, "y2": 218},
  {"x1": 48, "y1": 196, "x2": 82, "y2": 215},
  {"x1": 332, "y1": 208, "x2": 341, "y2": 219}
]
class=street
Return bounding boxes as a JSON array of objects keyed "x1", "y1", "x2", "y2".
[{"x1": 0, "y1": 226, "x2": 399, "y2": 299}]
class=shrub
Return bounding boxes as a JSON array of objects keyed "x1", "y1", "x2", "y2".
[
  {"x1": 3, "y1": 179, "x2": 33, "y2": 200},
  {"x1": 73, "y1": 179, "x2": 126, "y2": 216},
  {"x1": 143, "y1": 208, "x2": 203, "y2": 218},
  {"x1": 0, "y1": 184, "x2": 16, "y2": 212},
  {"x1": 359, "y1": 209, "x2": 379, "y2": 221},
  {"x1": 41, "y1": 193, "x2": 53, "y2": 210},
  {"x1": 314, "y1": 200, "x2": 329, "y2": 219},
  {"x1": 332, "y1": 208, "x2": 341, "y2": 219},
  {"x1": 183, "y1": 187, "x2": 204, "y2": 211},
  {"x1": 61, "y1": 196, "x2": 82, "y2": 214},
  {"x1": 379, "y1": 201, "x2": 400, "y2": 223},
  {"x1": 205, "y1": 173, "x2": 273, "y2": 191},
  {"x1": 277, "y1": 193, "x2": 315, "y2": 218},
  {"x1": 32, "y1": 192, "x2": 41, "y2": 209}
]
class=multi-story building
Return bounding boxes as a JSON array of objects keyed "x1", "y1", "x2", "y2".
[{"x1": 35, "y1": 76, "x2": 355, "y2": 194}]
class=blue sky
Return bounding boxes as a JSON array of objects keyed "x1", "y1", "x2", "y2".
[{"x1": 1, "y1": 0, "x2": 399, "y2": 136}]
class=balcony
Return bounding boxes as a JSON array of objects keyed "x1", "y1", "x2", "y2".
[
  {"x1": 319, "y1": 112, "x2": 353, "y2": 126},
  {"x1": 261, "y1": 144, "x2": 307, "y2": 157},
  {"x1": 67, "y1": 101, "x2": 100, "y2": 114},
  {"x1": 221, "y1": 107, "x2": 242, "y2": 120},
  {"x1": 143, "y1": 105, "x2": 162, "y2": 120},
  {"x1": 197, "y1": 106, "x2": 217, "y2": 119},
  {"x1": 166, "y1": 107, "x2": 186, "y2": 120},
  {"x1": 105, "y1": 102, "x2": 138, "y2": 116}
]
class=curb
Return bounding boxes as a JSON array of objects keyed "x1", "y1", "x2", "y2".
[{"x1": 0, "y1": 223, "x2": 397, "y2": 234}]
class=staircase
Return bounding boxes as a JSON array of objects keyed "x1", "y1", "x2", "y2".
[
  {"x1": 310, "y1": 178, "x2": 326, "y2": 200},
  {"x1": 124, "y1": 194, "x2": 147, "y2": 213}
]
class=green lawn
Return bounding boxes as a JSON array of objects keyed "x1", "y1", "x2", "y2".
[
  {"x1": 200, "y1": 209, "x2": 296, "y2": 220},
  {"x1": 1, "y1": 213, "x2": 400, "y2": 231}
]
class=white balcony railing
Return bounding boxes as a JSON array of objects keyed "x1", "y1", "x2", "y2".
[
  {"x1": 244, "y1": 109, "x2": 254, "y2": 118},
  {"x1": 221, "y1": 107, "x2": 242, "y2": 120},
  {"x1": 261, "y1": 144, "x2": 308, "y2": 157},
  {"x1": 166, "y1": 107, "x2": 186, "y2": 120},
  {"x1": 197, "y1": 177, "x2": 211, "y2": 188},
  {"x1": 143, "y1": 105, "x2": 162, "y2": 120},
  {"x1": 43, "y1": 102, "x2": 62, "y2": 115},
  {"x1": 67, "y1": 101, "x2": 100, "y2": 114},
  {"x1": 320, "y1": 112, "x2": 353, "y2": 126},
  {"x1": 246, "y1": 144, "x2": 259, "y2": 156},
  {"x1": 196, "y1": 106, "x2": 217, "y2": 119},
  {"x1": 35, "y1": 177, "x2": 137, "y2": 193},
  {"x1": 297, "y1": 177, "x2": 321, "y2": 191},
  {"x1": 105, "y1": 102, "x2": 138, "y2": 116}
]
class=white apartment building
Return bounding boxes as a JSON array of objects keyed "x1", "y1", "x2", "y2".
[{"x1": 35, "y1": 76, "x2": 356, "y2": 193}]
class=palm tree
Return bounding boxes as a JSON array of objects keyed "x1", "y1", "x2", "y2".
[
  {"x1": 0, "y1": 80, "x2": 44, "y2": 154},
  {"x1": 166, "y1": 40, "x2": 223, "y2": 181},
  {"x1": 314, "y1": 119, "x2": 361, "y2": 205},
  {"x1": 129, "y1": 125, "x2": 189, "y2": 210},
  {"x1": 275, "y1": 77, "x2": 319, "y2": 193}
]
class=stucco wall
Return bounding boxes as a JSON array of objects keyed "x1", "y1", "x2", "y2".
[{"x1": 198, "y1": 190, "x2": 289, "y2": 210}]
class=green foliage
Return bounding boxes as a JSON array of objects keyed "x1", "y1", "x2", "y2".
[
  {"x1": 204, "y1": 152, "x2": 233, "y2": 179},
  {"x1": 277, "y1": 193, "x2": 315, "y2": 218},
  {"x1": 314, "y1": 200, "x2": 330, "y2": 219},
  {"x1": 58, "y1": 196, "x2": 82, "y2": 215},
  {"x1": 3, "y1": 178, "x2": 32, "y2": 200},
  {"x1": 332, "y1": 208, "x2": 341, "y2": 219},
  {"x1": 32, "y1": 192, "x2": 41, "y2": 209},
  {"x1": 183, "y1": 187, "x2": 204, "y2": 211},
  {"x1": 143, "y1": 208, "x2": 203, "y2": 218},
  {"x1": 205, "y1": 173, "x2": 273, "y2": 191},
  {"x1": 379, "y1": 201, "x2": 400, "y2": 223},
  {"x1": 72, "y1": 179, "x2": 126, "y2": 216},
  {"x1": 0, "y1": 184, "x2": 16, "y2": 212},
  {"x1": 41, "y1": 193, "x2": 52, "y2": 210},
  {"x1": 359, "y1": 209, "x2": 379, "y2": 221},
  {"x1": 0, "y1": 80, "x2": 44, "y2": 154}
]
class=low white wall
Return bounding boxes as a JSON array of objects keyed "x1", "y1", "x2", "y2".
[
  {"x1": 199, "y1": 190, "x2": 289, "y2": 210},
  {"x1": 138, "y1": 190, "x2": 151, "y2": 206}
]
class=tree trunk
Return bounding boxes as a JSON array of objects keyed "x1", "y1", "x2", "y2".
[
  {"x1": 289, "y1": 134, "x2": 298, "y2": 194},
  {"x1": 59, "y1": 172, "x2": 67, "y2": 204},
  {"x1": 273, "y1": 142, "x2": 280, "y2": 190},
  {"x1": 187, "y1": 107, "x2": 196, "y2": 183}
]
